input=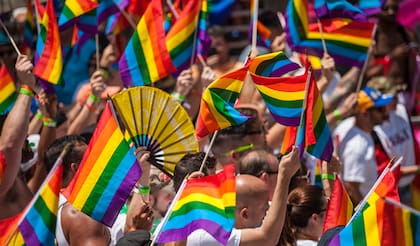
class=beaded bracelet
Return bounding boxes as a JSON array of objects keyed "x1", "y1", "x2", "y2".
[{"x1": 321, "y1": 173, "x2": 335, "y2": 180}]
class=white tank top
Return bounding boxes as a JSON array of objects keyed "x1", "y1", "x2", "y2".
[{"x1": 56, "y1": 194, "x2": 69, "y2": 246}]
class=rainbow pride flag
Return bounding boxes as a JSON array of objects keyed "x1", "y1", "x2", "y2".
[
  {"x1": 411, "y1": 175, "x2": 420, "y2": 211},
  {"x1": 105, "y1": 0, "x2": 149, "y2": 35},
  {"x1": 366, "y1": 169, "x2": 400, "y2": 207},
  {"x1": 323, "y1": 175, "x2": 354, "y2": 233},
  {"x1": 382, "y1": 199, "x2": 420, "y2": 246},
  {"x1": 358, "y1": 0, "x2": 385, "y2": 16},
  {"x1": 63, "y1": 102, "x2": 141, "y2": 226},
  {"x1": 249, "y1": 67, "x2": 307, "y2": 126},
  {"x1": 119, "y1": 0, "x2": 175, "y2": 87},
  {"x1": 156, "y1": 164, "x2": 235, "y2": 245},
  {"x1": 248, "y1": 20, "x2": 272, "y2": 49},
  {"x1": 285, "y1": 0, "x2": 375, "y2": 68},
  {"x1": 0, "y1": 65, "x2": 17, "y2": 114},
  {"x1": 33, "y1": 0, "x2": 63, "y2": 85},
  {"x1": 97, "y1": 0, "x2": 129, "y2": 25},
  {"x1": 248, "y1": 51, "x2": 300, "y2": 77},
  {"x1": 165, "y1": 0, "x2": 200, "y2": 72},
  {"x1": 6, "y1": 154, "x2": 64, "y2": 245},
  {"x1": 313, "y1": 0, "x2": 366, "y2": 21},
  {"x1": 22, "y1": 0, "x2": 35, "y2": 56},
  {"x1": 196, "y1": 0, "x2": 211, "y2": 61},
  {"x1": 196, "y1": 66, "x2": 250, "y2": 138},
  {"x1": 59, "y1": 0, "x2": 99, "y2": 30}
]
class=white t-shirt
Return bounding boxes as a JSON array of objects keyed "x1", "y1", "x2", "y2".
[
  {"x1": 374, "y1": 104, "x2": 416, "y2": 187},
  {"x1": 187, "y1": 228, "x2": 241, "y2": 246},
  {"x1": 297, "y1": 239, "x2": 318, "y2": 246},
  {"x1": 334, "y1": 121, "x2": 378, "y2": 196}
]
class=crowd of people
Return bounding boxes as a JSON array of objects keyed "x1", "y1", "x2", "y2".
[{"x1": 0, "y1": 0, "x2": 419, "y2": 245}]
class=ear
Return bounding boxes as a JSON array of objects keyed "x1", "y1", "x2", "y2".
[
  {"x1": 70, "y1": 162, "x2": 78, "y2": 174},
  {"x1": 231, "y1": 151, "x2": 241, "y2": 162},
  {"x1": 260, "y1": 172, "x2": 269, "y2": 182},
  {"x1": 239, "y1": 207, "x2": 248, "y2": 220}
]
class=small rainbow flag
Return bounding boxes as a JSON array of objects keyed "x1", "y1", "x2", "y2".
[
  {"x1": 313, "y1": 0, "x2": 366, "y2": 21},
  {"x1": 165, "y1": 0, "x2": 200, "y2": 72},
  {"x1": 0, "y1": 65, "x2": 17, "y2": 114},
  {"x1": 323, "y1": 175, "x2": 354, "y2": 233},
  {"x1": 248, "y1": 51, "x2": 300, "y2": 77},
  {"x1": 5, "y1": 151, "x2": 64, "y2": 245},
  {"x1": 366, "y1": 169, "x2": 400, "y2": 207},
  {"x1": 285, "y1": 0, "x2": 375, "y2": 68},
  {"x1": 249, "y1": 66, "x2": 306, "y2": 126},
  {"x1": 195, "y1": 66, "x2": 250, "y2": 139},
  {"x1": 119, "y1": 0, "x2": 175, "y2": 87},
  {"x1": 249, "y1": 20, "x2": 272, "y2": 49},
  {"x1": 196, "y1": 0, "x2": 211, "y2": 61},
  {"x1": 58, "y1": 0, "x2": 99, "y2": 30},
  {"x1": 156, "y1": 164, "x2": 235, "y2": 245},
  {"x1": 63, "y1": 102, "x2": 141, "y2": 226},
  {"x1": 33, "y1": 0, "x2": 63, "y2": 85}
]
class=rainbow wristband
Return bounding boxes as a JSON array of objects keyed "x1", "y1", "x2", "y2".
[
  {"x1": 19, "y1": 87, "x2": 35, "y2": 97},
  {"x1": 42, "y1": 116, "x2": 57, "y2": 127}
]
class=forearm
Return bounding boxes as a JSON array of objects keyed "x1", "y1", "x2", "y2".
[{"x1": 67, "y1": 101, "x2": 99, "y2": 135}]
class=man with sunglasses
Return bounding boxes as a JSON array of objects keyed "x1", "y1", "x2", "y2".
[{"x1": 334, "y1": 87, "x2": 393, "y2": 205}]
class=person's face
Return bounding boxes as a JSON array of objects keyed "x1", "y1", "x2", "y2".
[
  {"x1": 246, "y1": 195, "x2": 270, "y2": 228},
  {"x1": 211, "y1": 35, "x2": 229, "y2": 56},
  {"x1": 368, "y1": 106, "x2": 390, "y2": 125},
  {"x1": 153, "y1": 189, "x2": 175, "y2": 217},
  {"x1": 380, "y1": 0, "x2": 399, "y2": 22}
]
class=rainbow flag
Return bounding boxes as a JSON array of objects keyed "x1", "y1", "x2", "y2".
[
  {"x1": 22, "y1": 0, "x2": 36, "y2": 56},
  {"x1": 248, "y1": 20, "x2": 272, "y2": 49},
  {"x1": 249, "y1": 66, "x2": 306, "y2": 126},
  {"x1": 165, "y1": 0, "x2": 200, "y2": 72},
  {"x1": 381, "y1": 199, "x2": 420, "y2": 246},
  {"x1": 285, "y1": 0, "x2": 375, "y2": 68},
  {"x1": 313, "y1": 159, "x2": 323, "y2": 187},
  {"x1": 196, "y1": 0, "x2": 211, "y2": 61},
  {"x1": 195, "y1": 66, "x2": 250, "y2": 139},
  {"x1": 207, "y1": 0, "x2": 234, "y2": 25},
  {"x1": 323, "y1": 175, "x2": 354, "y2": 233},
  {"x1": 6, "y1": 156, "x2": 63, "y2": 245},
  {"x1": 366, "y1": 169, "x2": 400, "y2": 207},
  {"x1": 248, "y1": 51, "x2": 300, "y2": 77},
  {"x1": 411, "y1": 175, "x2": 420, "y2": 211},
  {"x1": 33, "y1": 0, "x2": 63, "y2": 85},
  {"x1": 97, "y1": 0, "x2": 129, "y2": 25},
  {"x1": 296, "y1": 69, "x2": 333, "y2": 161},
  {"x1": 104, "y1": 0, "x2": 149, "y2": 35},
  {"x1": 119, "y1": 0, "x2": 175, "y2": 87},
  {"x1": 313, "y1": 0, "x2": 366, "y2": 21},
  {"x1": 156, "y1": 164, "x2": 235, "y2": 245},
  {"x1": 58, "y1": 0, "x2": 99, "y2": 30},
  {"x1": 0, "y1": 65, "x2": 17, "y2": 114},
  {"x1": 63, "y1": 102, "x2": 141, "y2": 226}
]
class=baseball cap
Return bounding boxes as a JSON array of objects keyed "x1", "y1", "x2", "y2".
[
  {"x1": 366, "y1": 76, "x2": 407, "y2": 95},
  {"x1": 357, "y1": 87, "x2": 393, "y2": 112},
  {"x1": 116, "y1": 230, "x2": 151, "y2": 246}
]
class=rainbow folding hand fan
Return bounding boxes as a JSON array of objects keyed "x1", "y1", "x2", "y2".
[{"x1": 111, "y1": 87, "x2": 198, "y2": 177}]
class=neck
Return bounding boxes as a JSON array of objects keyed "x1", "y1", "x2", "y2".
[
  {"x1": 296, "y1": 229, "x2": 319, "y2": 241},
  {"x1": 355, "y1": 115, "x2": 373, "y2": 133}
]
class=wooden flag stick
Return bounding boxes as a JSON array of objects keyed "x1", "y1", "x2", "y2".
[
  {"x1": 317, "y1": 19, "x2": 328, "y2": 54},
  {"x1": 251, "y1": 0, "x2": 259, "y2": 52},
  {"x1": 95, "y1": 34, "x2": 100, "y2": 71},
  {"x1": 0, "y1": 19, "x2": 21, "y2": 56},
  {"x1": 295, "y1": 67, "x2": 312, "y2": 148}
]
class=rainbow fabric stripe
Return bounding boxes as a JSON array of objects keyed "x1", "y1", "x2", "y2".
[
  {"x1": 313, "y1": 159, "x2": 323, "y2": 188},
  {"x1": 248, "y1": 51, "x2": 300, "y2": 77},
  {"x1": 7, "y1": 161, "x2": 63, "y2": 245},
  {"x1": 119, "y1": 0, "x2": 175, "y2": 87},
  {"x1": 0, "y1": 65, "x2": 17, "y2": 114},
  {"x1": 97, "y1": 0, "x2": 129, "y2": 25},
  {"x1": 156, "y1": 164, "x2": 235, "y2": 245},
  {"x1": 33, "y1": 0, "x2": 63, "y2": 85},
  {"x1": 366, "y1": 170, "x2": 400, "y2": 207},
  {"x1": 196, "y1": 0, "x2": 211, "y2": 61},
  {"x1": 382, "y1": 199, "x2": 420, "y2": 246},
  {"x1": 248, "y1": 21, "x2": 272, "y2": 49},
  {"x1": 313, "y1": 0, "x2": 366, "y2": 21},
  {"x1": 358, "y1": 0, "x2": 385, "y2": 16},
  {"x1": 249, "y1": 60, "x2": 305, "y2": 126},
  {"x1": 285, "y1": 0, "x2": 375, "y2": 68},
  {"x1": 411, "y1": 175, "x2": 420, "y2": 211},
  {"x1": 63, "y1": 102, "x2": 141, "y2": 226},
  {"x1": 165, "y1": 0, "x2": 200, "y2": 72},
  {"x1": 58, "y1": 0, "x2": 99, "y2": 30},
  {"x1": 22, "y1": 0, "x2": 35, "y2": 56},
  {"x1": 323, "y1": 175, "x2": 354, "y2": 233},
  {"x1": 105, "y1": 0, "x2": 149, "y2": 35},
  {"x1": 296, "y1": 69, "x2": 333, "y2": 161},
  {"x1": 196, "y1": 66, "x2": 250, "y2": 139}
]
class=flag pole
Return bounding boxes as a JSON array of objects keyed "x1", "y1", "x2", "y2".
[
  {"x1": 251, "y1": 0, "x2": 259, "y2": 53},
  {"x1": 199, "y1": 130, "x2": 218, "y2": 173},
  {"x1": 150, "y1": 178, "x2": 188, "y2": 246},
  {"x1": 95, "y1": 34, "x2": 100, "y2": 71},
  {"x1": 347, "y1": 156, "x2": 402, "y2": 225},
  {"x1": 166, "y1": 0, "x2": 179, "y2": 19},
  {"x1": 355, "y1": 24, "x2": 377, "y2": 93},
  {"x1": 383, "y1": 197, "x2": 420, "y2": 216},
  {"x1": 5, "y1": 143, "x2": 72, "y2": 244},
  {"x1": 0, "y1": 19, "x2": 22, "y2": 56},
  {"x1": 316, "y1": 19, "x2": 328, "y2": 54}
]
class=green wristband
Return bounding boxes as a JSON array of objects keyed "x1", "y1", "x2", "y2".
[
  {"x1": 89, "y1": 93, "x2": 100, "y2": 103},
  {"x1": 321, "y1": 173, "x2": 335, "y2": 180},
  {"x1": 333, "y1": 109, "x2": 341, "y2": 121}
]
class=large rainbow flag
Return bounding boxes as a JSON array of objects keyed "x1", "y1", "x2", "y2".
[
  {"x1": 0, "y1": 65, "x2": 17, "y2": 114},
  {"x1": 313, "y1": 0, "x2": 366, "y2": 21},
  {"x1": 33, "y1": 0, "x2": 63, "y2": 85},
  {"x1": 5, "y1": 154, "x2": 64, "y2": 245},
  {"x1": 118, "y1": 0, "x2": 175, "y2": 87},
  {"x1": 323, "y1": 175, "x2": 354, "y2": 233},
  {"x1": 58, "y1": 0, "x2": 99, "y2": 30},
  {"x1": 63, "y1": 102, "x2": 142, "y2": 226},
  {"x1": 248, "y1": 51, "x2": 300, "y2": 77},
  {"x1": 165, "y1": 0, "x2": 200, "y2": 72},
  {"x1": 285, "y1": 0, "x2": 375, "y2": 68},
  {"x1": 195, "y1": 66, "x2": 250, "y2": 138},
  {"x1": 156, "y1": 164, "x2": 235, "y2": 245}
]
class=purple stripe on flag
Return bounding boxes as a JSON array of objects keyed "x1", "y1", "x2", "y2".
[
  {"x1": 272, "y1": 114, "x2": 301, "y2": 126},
  {"x1": 19, "y1": 219, "x2": 42, "y2": 245},
  {"x1": 271, "y1": 63, "x2": 301, "y2": 77}
]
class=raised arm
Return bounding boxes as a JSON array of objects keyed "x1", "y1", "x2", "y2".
[{"x1": 0, "y1": 55, "x2": 37, "y2": 196}]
